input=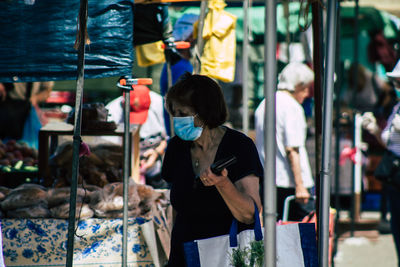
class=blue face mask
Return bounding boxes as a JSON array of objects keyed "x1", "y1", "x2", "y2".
[{"x1": 173, "y1": 115, "x2": 203, "y2": 141}]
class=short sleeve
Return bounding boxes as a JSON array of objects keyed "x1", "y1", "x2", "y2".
[
  {"x1": 283, "y1": 106, "x2": 305, "y2": 148},
  {"x1": 161, "y1": 137, "x2": 179, "y2": 183},
  {"x1": 226, "y1": 131, "x2": 264, "y2": 183}
]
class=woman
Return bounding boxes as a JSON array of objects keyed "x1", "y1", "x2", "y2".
[
  {"x1": 364, "y1": 60, "x2": 400, "y2": 266},
  {"x1": 380, "y1": 64, "x2": 400, "y2": 267},
  {"x1": 161, "y1": 73, "x2": 263, "y2": 266}
]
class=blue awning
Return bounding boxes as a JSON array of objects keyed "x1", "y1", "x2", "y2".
[{"x1": 0, "y1": 0, "x2": 134, "y2": 83}]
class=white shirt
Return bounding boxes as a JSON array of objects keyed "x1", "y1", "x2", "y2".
[
  {"x1": 382, "y1": 102, "x2": 400, "y2": 156},
  {"x1": 104, "y1": 91, "x2": 166, "y2": 176},
  {"x1": 255, "y1": 91, "x2": 314, "y2": 188},
  {"x1": 105, "y1": 91, "x2": 166, "y2": 140}
]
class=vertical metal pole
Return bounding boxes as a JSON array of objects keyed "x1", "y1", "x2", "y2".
[
  {"x1": 166, "y1": 62, "x2": 175, "y2": 136},
  {"x1": 194, "y1": 0, "x2": 207, "y2": 74},
  {"x1": 264, "y1": 0, "x2": 277, "y2": 267},
  {"x1": 319, "y1": 1, "x2": 338, "y2": 267},
  {"x1": 242, "y1": 0, "x2": 249, "y2": 135},
  {"x1": 351, "y1": 0, "x2": 360, "y2": 236},
  {"x1": 66, "y1": 1, "x2": 88, "y2": 266},
  {"x1": 334, "y1": 1, "x2": 342, "y2": 217},
  {"x1": 312, "y1": 0, "x2": 324, "y2": 220},
  {"x1": 353, "y1": 113, "x2": 363, "y2": 220},
  {"x1": 333, "y1": 5, "x2": 342, "y2": 246},
  {"x1": 122, "y1": 89, "x2": 131, "y2": 267}
]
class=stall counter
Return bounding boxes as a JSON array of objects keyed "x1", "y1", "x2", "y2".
[{"x1": 1, "y1": 217, "x2": 155, "y2": 267}]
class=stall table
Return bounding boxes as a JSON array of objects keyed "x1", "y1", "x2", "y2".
[
  {"x1": 1, "y1": 218, "x2": 154, "y2": 267},
  {"x1": 38, "y1": 123, "x2": 141, "y2": 186}
]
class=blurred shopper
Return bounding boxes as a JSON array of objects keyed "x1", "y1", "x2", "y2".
[
  {"x1": 160, "y1": 13, "x2": 197, "y2": 136},
  {"x1": 255, "y1": 62, "x2": 315, "y2": 221},
  {"x1": 0, "y1": 81, "x2": 53, "y2": 148},
  {"x1": 106, "y1": 85, "x2": 168, "y2": 189},
  {"x1": 363, "y1": 59, "x2": 400, "y2": 266},
  {"x1": 346, "y1": 63, "x2": 387, "y2": 113},
  {"x1": 162, "y1": 73, "x2": 263, "y2": 266}
]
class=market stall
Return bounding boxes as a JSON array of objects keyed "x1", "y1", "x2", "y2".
[{"x1": 0, "y1": 0, "x2": 173, "y2": 266}]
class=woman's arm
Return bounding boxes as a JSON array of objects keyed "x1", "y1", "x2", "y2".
[
  {"x1": 286, "y1": 147, "x2": 310, "y2": 204},
  {"x1": 200, "y1": 168, "x2": 261, "y2": 224},
  {"x1": 141, "y1": 139, "x2": 168, "y2": 170}
]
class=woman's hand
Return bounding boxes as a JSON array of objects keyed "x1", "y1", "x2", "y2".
[
  {"x1": 295, "y1": 184, "x2": 310, "y2": 204},
  {"x1": 199, "y1": 167, "x2": 229, "y2": 187}
]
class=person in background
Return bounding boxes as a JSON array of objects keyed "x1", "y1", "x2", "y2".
[
  {"x1": 160, "y1": 13, "x2": 198, "y2": 136},
  {"x1": 0, "y1": 81, "x2": 53, "y2": 148},
  {"x1": 346, "y1": 63, "x2": 386, "y2": 113},
  {"x1": 161, "y1": 73, "x2": 263, "y2": 266},
  {"x1": 362, "y1": 59, "x2": 400, "y2": 266},
  {"x1": 255, "y1": 62, "x2": 315, "y2": 221},
  {"x1": 105, "y1": 85, "x2": 168, "y2": 189}
]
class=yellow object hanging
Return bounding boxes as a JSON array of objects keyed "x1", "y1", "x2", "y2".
[
  {"x1": 135, "y1": 40, "x2": 166, "y2": 67},
  {"x1": 195, "y1": 0, "x2": 237, "y2": 83}
]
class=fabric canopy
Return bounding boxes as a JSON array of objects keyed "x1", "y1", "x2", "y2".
[
  {"x1": 169, "y1": 4, "x2": 400, "y2": 44},
  {"x1": 0, "y1": 0, "x2": 134, "y2": 83}
]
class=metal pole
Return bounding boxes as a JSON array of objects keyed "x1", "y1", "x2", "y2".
[
  {"x1": 66, "y1": 0, "x2": 88, "y2": 266},
  {"x1": 353, "y1": 113, "x2": 363, "y2": 220},
  {"x1": 194, "y1": 0, "x2": 207, "y2": 74},
  {"x1": 166, "y1": 62, "x2": 175, "y2": 136},
  {"x1": 122, "y1": 89, "x2": 131, "y2": 266},
  {"x1": 351, "y1": 0, "x2": 360, "y2": 236},
  {"x1": 334, "y1": 1, "x2": 342, "y2": 219},
  {"x1": 318, "y1": 1, "x2": 338, "y2": 267},
  {"x1": 333, "y1": 7, "x2": 342, "y2": 256},
  {"x1": 242, "y1": 0, "x2": 249, "y2": 135},
  {"x1": 264, "y1": 0, "x2": 277, "y2": 266},
  {"x1": 312, "y1": 0, "x2": 324, "y2": 220}
]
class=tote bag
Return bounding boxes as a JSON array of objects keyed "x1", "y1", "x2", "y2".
[
  {"x1": 183, "y1": 203, "x2": 318, "y2": 267},
  {"x1": 183, "y1": 202, "x2": 263, "y2": 267}
]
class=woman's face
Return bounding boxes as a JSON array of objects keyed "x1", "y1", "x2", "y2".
[
  {"x1": 170, "y1": 101, "x2": 195, "y2": 117},
  {"x1": 293, "y1": 83, "x2": 311, "y2": 104},
  {"x1": 170, "y1": 101, "x2": 203, "y2": 127}
]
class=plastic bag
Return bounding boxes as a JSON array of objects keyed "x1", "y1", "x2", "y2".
[{"x1": 21, "y1": 106, "x2": 42, "y2": 149}]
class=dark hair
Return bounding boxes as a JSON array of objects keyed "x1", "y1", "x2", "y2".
[{"x1": 165, "y1": 72, "x2": 228, "y2": 129}]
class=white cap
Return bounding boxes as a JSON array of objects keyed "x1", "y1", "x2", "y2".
[
  {"x1": 277, "y1": 62, "x2": 314, "y2": 91},
  {"x1": 387, "y1": 59, "x2": 400, "y2": 78}
]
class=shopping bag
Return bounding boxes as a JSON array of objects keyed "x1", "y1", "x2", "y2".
[
  {"x1": 183, "y1": 202, "x2": 263, "y2": 267},
  {"x1": 276, "y1": 223, "x2": 318, "y2": 267},
  {"x1": 184, "y1": 220, "x2": 317, "y2": 267}
]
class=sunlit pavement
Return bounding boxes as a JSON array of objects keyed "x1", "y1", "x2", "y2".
[{"x1": 333, "y1": 211, "x2": 398, "y2": 267}]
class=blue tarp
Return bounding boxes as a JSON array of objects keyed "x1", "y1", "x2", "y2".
[{"x1": 0, "y1": 0, "x2": 134, "y2": 83}]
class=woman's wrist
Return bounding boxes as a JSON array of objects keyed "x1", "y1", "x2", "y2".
[{"x1": 214, "y1": 175, "x2": 231, "y2": 188}]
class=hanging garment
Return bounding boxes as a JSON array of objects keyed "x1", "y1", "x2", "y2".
[
  {"x1": 135, "y1": 40, "x2": 166, "y2": 67},
  {"x1": 195, "y1": 0, "x2": 237, "y2": 82}
]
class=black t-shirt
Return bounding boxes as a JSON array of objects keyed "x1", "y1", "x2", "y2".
[{"x1": 161, "y1": 127, "x2": 263, "y2": 266}]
